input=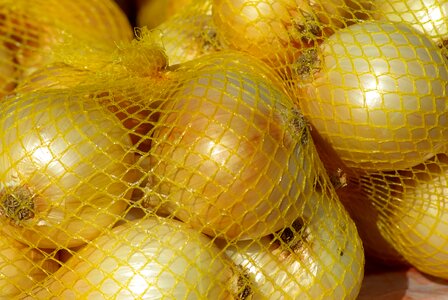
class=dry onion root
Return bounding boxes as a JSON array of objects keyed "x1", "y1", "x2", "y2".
[
  {"x1": 145, "y1": 51, "x2": 320, "y2": 240},
  {"x1": 357, "y1": 154, "x2": 448, "y2": 279},
  {"x1": 216, "y1": 185, "x2": 365, "y2": 299},
  {"x1": 20, "y1": 216, "x2": 251, "y2": 299},
  {"x1": 0, "y1": 234, "x2": 60, "y2": 298},
  {"x1": 0, "y1": 89, "x2": 140, "y2": 249},
  {"x1": 294, "y1": 21, "x2": 448, "y2": 172}
]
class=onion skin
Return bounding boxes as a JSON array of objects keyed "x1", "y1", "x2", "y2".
[
  {"x1": 372, "y1": 0, "x2": 448, "y2": 46},
  {"x1": 295, "y1": 21, "x2": 448, "y2": 172},
  {"x1": 146, "y1": 52, "x2": 318, "y2": 240},
  {"x1": 20, "y1": 216, "x2": 247, "y2": 299},
  {"x1": 0, "y1": 90, "x2": 139, "y2": 248},
  {"x1": 0, "y1": 234, "x2": 60, "y2": 298},
  {"x1": 217, "y1": 186, "x2": 365, "y2": 299}
]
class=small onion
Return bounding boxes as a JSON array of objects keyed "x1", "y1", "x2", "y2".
[
  {"x1": 146, "y1": 52, "x2": 318, "y2": 240},
  {"x1": 0, "y1": 234, "x2": 60, "y2": 298},
  {"x1": 295, "y1": 21, "x2": 448, "y2": 172},
  {"x1": 216, "y1": 188, "x2": 365, "y2": 299},
  {"x1": 372, "y1": 0, "x2": 448, "y2": 46},
  {"x1": 0, "y1": 90, "x2": 139, "y2": 248},
  {"x1": 155, "y1": 4, "x2": 222, "y2": 66},
  {"x1": 21, "y1": 216, "x2": 250, "y2": 299},
  {"x1": 136, "y1": 0, "x2": 195, "y2": 29}
]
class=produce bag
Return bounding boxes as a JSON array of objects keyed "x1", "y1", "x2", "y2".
[{"x1": 0, "y1": 25, "x2": 365, "y2": 298}]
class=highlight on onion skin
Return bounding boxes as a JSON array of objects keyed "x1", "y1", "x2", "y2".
[
  {"x1": 144, "y1": 51, "x2": 318, "y2": 241},
  {"x1": 294, "y1": 21, "x2": 448, "y2": 172},
  {"x1": 0, "y1": 233, "x2": 60, "y2": 298},
  {"x1": 20, "y1": 216, "x2": 252, "y2": 299},
  {"x1": 371, "y1": 0, "x2": 448, "y2": 47},
  {"x1": 360, "y1": 154, "x2": 448, "y2": 279},
  {"x1": 216, "y1": 184, "x2": 365, "y2": 299},
  {"x1": 0, "y1": 89, "x2": 140, "y2": 249}
]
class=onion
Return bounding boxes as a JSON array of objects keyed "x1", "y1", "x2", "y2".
[
  {"x1": 21, "y1": 216, "x2": 251, "y2": 299},
  {"x1": 372, "y1": 0, "x2": 448, "y2": 47},
  {"x1": 294, "y1": 21, "x2": 448, "y2": 172},
  {"x1": 0, "y1": 89, "x2": 140, "y2": 248},
  {"x1": 155, "y1": 2, "x2": 222, "y2": 66},
  {"x1": 145, "y1": 51, "x2": 318, "y2": 240},
  {"x1": 365, "y1": 154, "x2": 448, "y2": 279},
  {"x1": 0, "y1": 234, "x2": 60, "y2": 298},
  {"x1": 211, "y1": 0, "x2": 370, "y2": 71},
  {"x1": 216, "y1": 186, "x2": 365, "y2": 299},
  {"x1": 0, "y1": 0, "x2": 133, "y2": 99}
]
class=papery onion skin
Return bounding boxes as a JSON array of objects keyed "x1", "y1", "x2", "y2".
[
  {"x1": 0, "y1": 90, "x2": 139, "y2": 248},
  {"x1": 217, "y1": 186, "x2": 365, "y2": 299},
  {"x1": 372, "y1": 0, "x2": 448, "y2": 46},
  {"x1": 295, "y1": 21, "x2": 448, "y2": 172},
  {"x1": 20, "y1": 216, "x2": 247, "y2": 299},
  {"x1": 147, "y1": 52, "x2": 317, "y2": 240},
  {"x1": 0, "y1": 234, "x2": 60, "y2": 298}
]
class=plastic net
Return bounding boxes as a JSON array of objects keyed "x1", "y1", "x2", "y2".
[{"x1": 0, "y1": 0, "x2": 447, "y2": 298}]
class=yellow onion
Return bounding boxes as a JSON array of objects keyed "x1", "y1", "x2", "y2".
[
  {"x1": 0, "y1": 0, "x2": 133, "y2": 99},
  {"x1": 0, "y1": 89, "x2": 139, "y2": 248},
  {"x1": 0, "y1": 234, "x2": 60, "y2": 298},
  {"x1": 366, "y1": 154, "x2": 448, "y2": 278},
  {"x1": 372, "y1": 0, "x2": 448, "y2": 46},
  {"x1": 295, "y1": 21, "x2": 448, "y2": 172},
  {"x1": 211, "y1": 0, "x2": 369, "y2": 71},
  {"x1": 145, "y1": 51, "x2": 318, "y2": 240},
  {"x1": 155, "y1": 1, "x2": 222, "y2": 66},
  {"x1": 21, "y1": 216, "x2": 250, "y2": 299},
  {"x1": 216, "y1": 186, "x2": 365, "y2": 299}
]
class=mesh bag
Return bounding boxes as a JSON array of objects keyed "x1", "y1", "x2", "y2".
[
  {"x1": 0, "y1": 26, "x2": 365, "y2": 298},
  {"x1": 0, "y1": 0, "x2": 447, "y2": 298}
]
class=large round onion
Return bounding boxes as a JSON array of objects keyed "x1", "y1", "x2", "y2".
[
  {"x1": 0, "y1": 89, "x2": 139, "y2": 248},
  {"x1": 21, "y1": 216, "x2": 250, "y2": 299},
  {"x1": 216, "y1": 186, "x2": 365, "y2": 299},
  {"x1": 145, "y1": 51, "x2": 318, "y2": 240},
  {"x1": 295, "y1": 21, "x2": 448, "y2": 172}
]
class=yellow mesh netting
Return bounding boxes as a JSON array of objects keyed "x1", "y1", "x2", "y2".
[{"x1": 0, "y1": 0, "x2": 447, "y2": 298}]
